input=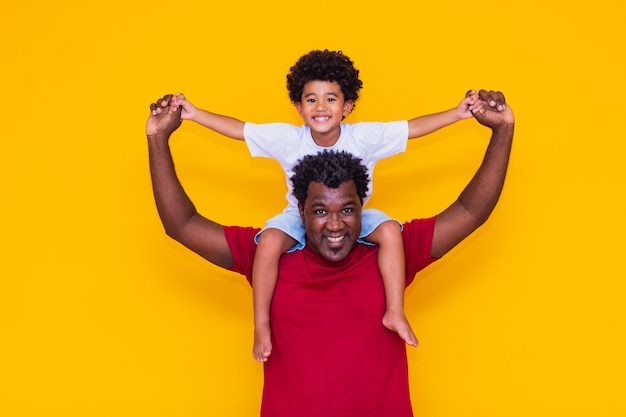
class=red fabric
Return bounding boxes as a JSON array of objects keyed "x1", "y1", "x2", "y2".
[{"x1": 224, "y1": 217, "x2": 437, "y2": 417}]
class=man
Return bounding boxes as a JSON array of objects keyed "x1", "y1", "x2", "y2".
[{"x1": 146, "y1": 90, "x2": 514, "y2": 416}]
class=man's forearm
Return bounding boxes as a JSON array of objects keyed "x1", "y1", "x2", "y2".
[
  {"x1": 145, "y1": 95, "x2": 235, "y2": 269},
  {"x1": 148, "y1": 133, "x2": 199, "y2": 241},
  {"x1": 457, "y1": 122, "x2": 514, "y2": 227}
]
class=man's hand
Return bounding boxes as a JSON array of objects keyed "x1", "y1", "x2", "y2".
[
  {"x1": 472, "y1": 90, "x2": 515, "y2": 129},
  {"x1": 146, "y1": 94, "x2": 183, "y2": 138}
]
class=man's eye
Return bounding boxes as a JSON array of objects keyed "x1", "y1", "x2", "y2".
[
  {"x1": 342, "y1": 208, "x2": 353, "y2": 214},
  {"x1": 315, "y1": 209, "x2": 326, "y2": 215}
]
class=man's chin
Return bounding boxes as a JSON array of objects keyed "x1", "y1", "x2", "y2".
[{"x1": 319, "y1": 245, "x2": 352, "y2": 262}]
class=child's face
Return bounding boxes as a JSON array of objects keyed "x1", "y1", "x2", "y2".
[{"x1": 295, "y1": 80, "x2": 354, "y2": 145}]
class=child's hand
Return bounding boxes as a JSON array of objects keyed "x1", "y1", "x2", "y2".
[
  {"x1": 457, "y1": 90, "x2": 485, "y2": 119},
  {"x1": 172, "y1": 93, "x2": 198, "y2": 121}
]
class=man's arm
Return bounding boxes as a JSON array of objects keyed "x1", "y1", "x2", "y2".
[
  {"x1": 171, "y1": 93, "x2": 245, "y2": 140},
  {"x1": 407, "y1": 90, "x2": 484, "y2": 139},
  {"x1": 147, "y1": 95, "x2": 235, "y2": 269},
  {"x1": 430, "y1": 90, "x2": 515, "y2": 259}
]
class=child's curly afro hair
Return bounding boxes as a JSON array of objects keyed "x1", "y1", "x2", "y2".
[{"x1": 286, "y1": 49, "x2": 363, "y2": 107}]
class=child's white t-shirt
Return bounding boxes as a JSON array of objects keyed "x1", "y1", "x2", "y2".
[{"x1": 243, "y1": 121, "x2": 409, "y2": 209}]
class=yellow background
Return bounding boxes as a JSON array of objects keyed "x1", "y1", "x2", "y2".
[{"x1": 2, "y1": 0, "x2": 625, "y2": 416}]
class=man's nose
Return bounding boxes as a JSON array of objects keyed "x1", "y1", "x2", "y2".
[{"x1": 326, "y1": 213, "x2": 342, "y2": 230}]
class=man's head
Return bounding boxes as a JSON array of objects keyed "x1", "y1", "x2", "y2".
[
  {"x1": 286, "y1": 50, "x2": 363, "y2": 108},
  {"x1": 291, "y1": 150, "x2": 369, "y2": 261}
]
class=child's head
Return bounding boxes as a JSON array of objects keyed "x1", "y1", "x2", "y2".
[{"x1": 287, "y1": 50, "x2": 363, "y2": 108}]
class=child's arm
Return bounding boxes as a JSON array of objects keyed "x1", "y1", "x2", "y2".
[
  {"x1": 172, "y1": 93, "x2": 245, "y2": 140},
  {"x1": 407, "y1": 90, "x2": 483, "y2": 139}
]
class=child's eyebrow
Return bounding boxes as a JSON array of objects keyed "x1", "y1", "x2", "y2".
[{"x1": 303, "y1": 91, "x2": 339, "y2": 97}]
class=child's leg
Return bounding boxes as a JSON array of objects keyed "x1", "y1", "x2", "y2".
[
  {"x1": 366, "y1": 220, "x2": 418, "y2": 347},
  {"x1": 252, "y1": 228, "x2": 297, "y2": 362}
]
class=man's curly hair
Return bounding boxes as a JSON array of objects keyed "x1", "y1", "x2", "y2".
[
  {"x1": 291, "y1": 150, "x2": 370, "y2": 208},
  {"x1": 286, "y1": 49, "x2": 363, "y2": 107}
]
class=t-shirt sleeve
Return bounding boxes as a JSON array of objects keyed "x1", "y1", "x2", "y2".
[
  {"x1": 402, "y1": 216, "x2": 438, "y2": 286},
  {"x1": 350, "y1": 120, "x2": 409, "y2": 161},
  {"x1": 243, "y1": 122, "x2": 297, "y2": 160},
  {"x1": 223, "y1": 225, "x2": 259, "y2": 286}
]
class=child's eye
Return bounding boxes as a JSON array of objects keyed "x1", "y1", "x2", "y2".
[
  {"x1": 307, "y1": 98, "x2": 316, "y2": 103},
  {"x1": 327, "y1": 98, "x2": 336, "y2": 102}
]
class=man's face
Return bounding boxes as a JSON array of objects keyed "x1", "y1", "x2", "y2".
[{"x1": 299, "y1": 180, "x2": 362, "y2": 262}]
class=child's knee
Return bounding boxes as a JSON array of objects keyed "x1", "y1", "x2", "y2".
[
  {"x1": 258, "y1": 228, "x2": 296, "y2": 252},
  {"x1": 379, "y1": 220, "x2": 401, "y2": 232},
  {"x1": 365, "y1": 220, "x2": 402, "y2": 245},
  {"x1": 375, "y1": 220, "x2": 402, "y2": 239}
]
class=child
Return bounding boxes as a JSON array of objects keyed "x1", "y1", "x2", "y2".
[{"x1": 168, "y1": 49, "x2": 483, "y2": 362}]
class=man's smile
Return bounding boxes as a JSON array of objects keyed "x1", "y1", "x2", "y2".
[{"x1": 326, "y1": 235, "x2": 345, "y2": 244}]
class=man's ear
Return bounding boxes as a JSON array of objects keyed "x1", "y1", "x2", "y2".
[
  {"x1": 342, "y1": 100, "x2": 354, "y2": 117},
  {"x1": 298, "y1": 204, "x2": 305, "y2": 222}
]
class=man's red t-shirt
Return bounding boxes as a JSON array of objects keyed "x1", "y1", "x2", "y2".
[{"x1": 225, "y1": 217, "x2": 437, "y2": 417}]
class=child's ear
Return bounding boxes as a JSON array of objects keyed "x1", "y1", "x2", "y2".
[
  {"x1": 295, "y1": 102, "x2": 303, "y2": 115},
  {"x1": 343, "y1": 100, "x2": 354, "y2": 116}
]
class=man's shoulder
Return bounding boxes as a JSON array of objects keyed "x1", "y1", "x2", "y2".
[
  {"x1": 401, "y1": 217, "x2": 438, "y2": 281},
  {"x1": 223, "y1": 225, "x2": 260, "y2": 279},
  {"x1": 401, "y1": 217, "x2": 437, "y2": 239},
  {"x1": 223, "y1": 225, "x2": 260, "y2": 249}
]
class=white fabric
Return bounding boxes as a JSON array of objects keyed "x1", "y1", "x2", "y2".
[{"x1": 243, "y1": 121, "x2": 409, "y2": 209}]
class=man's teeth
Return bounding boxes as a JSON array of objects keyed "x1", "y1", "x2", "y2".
[{"x1": 327, "y1": 236, "x2": 343, "y2": 243}]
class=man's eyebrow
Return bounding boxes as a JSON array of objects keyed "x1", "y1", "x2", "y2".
[{"x1": 310, "y1": 199, "x2": 357, "y2": 208}]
